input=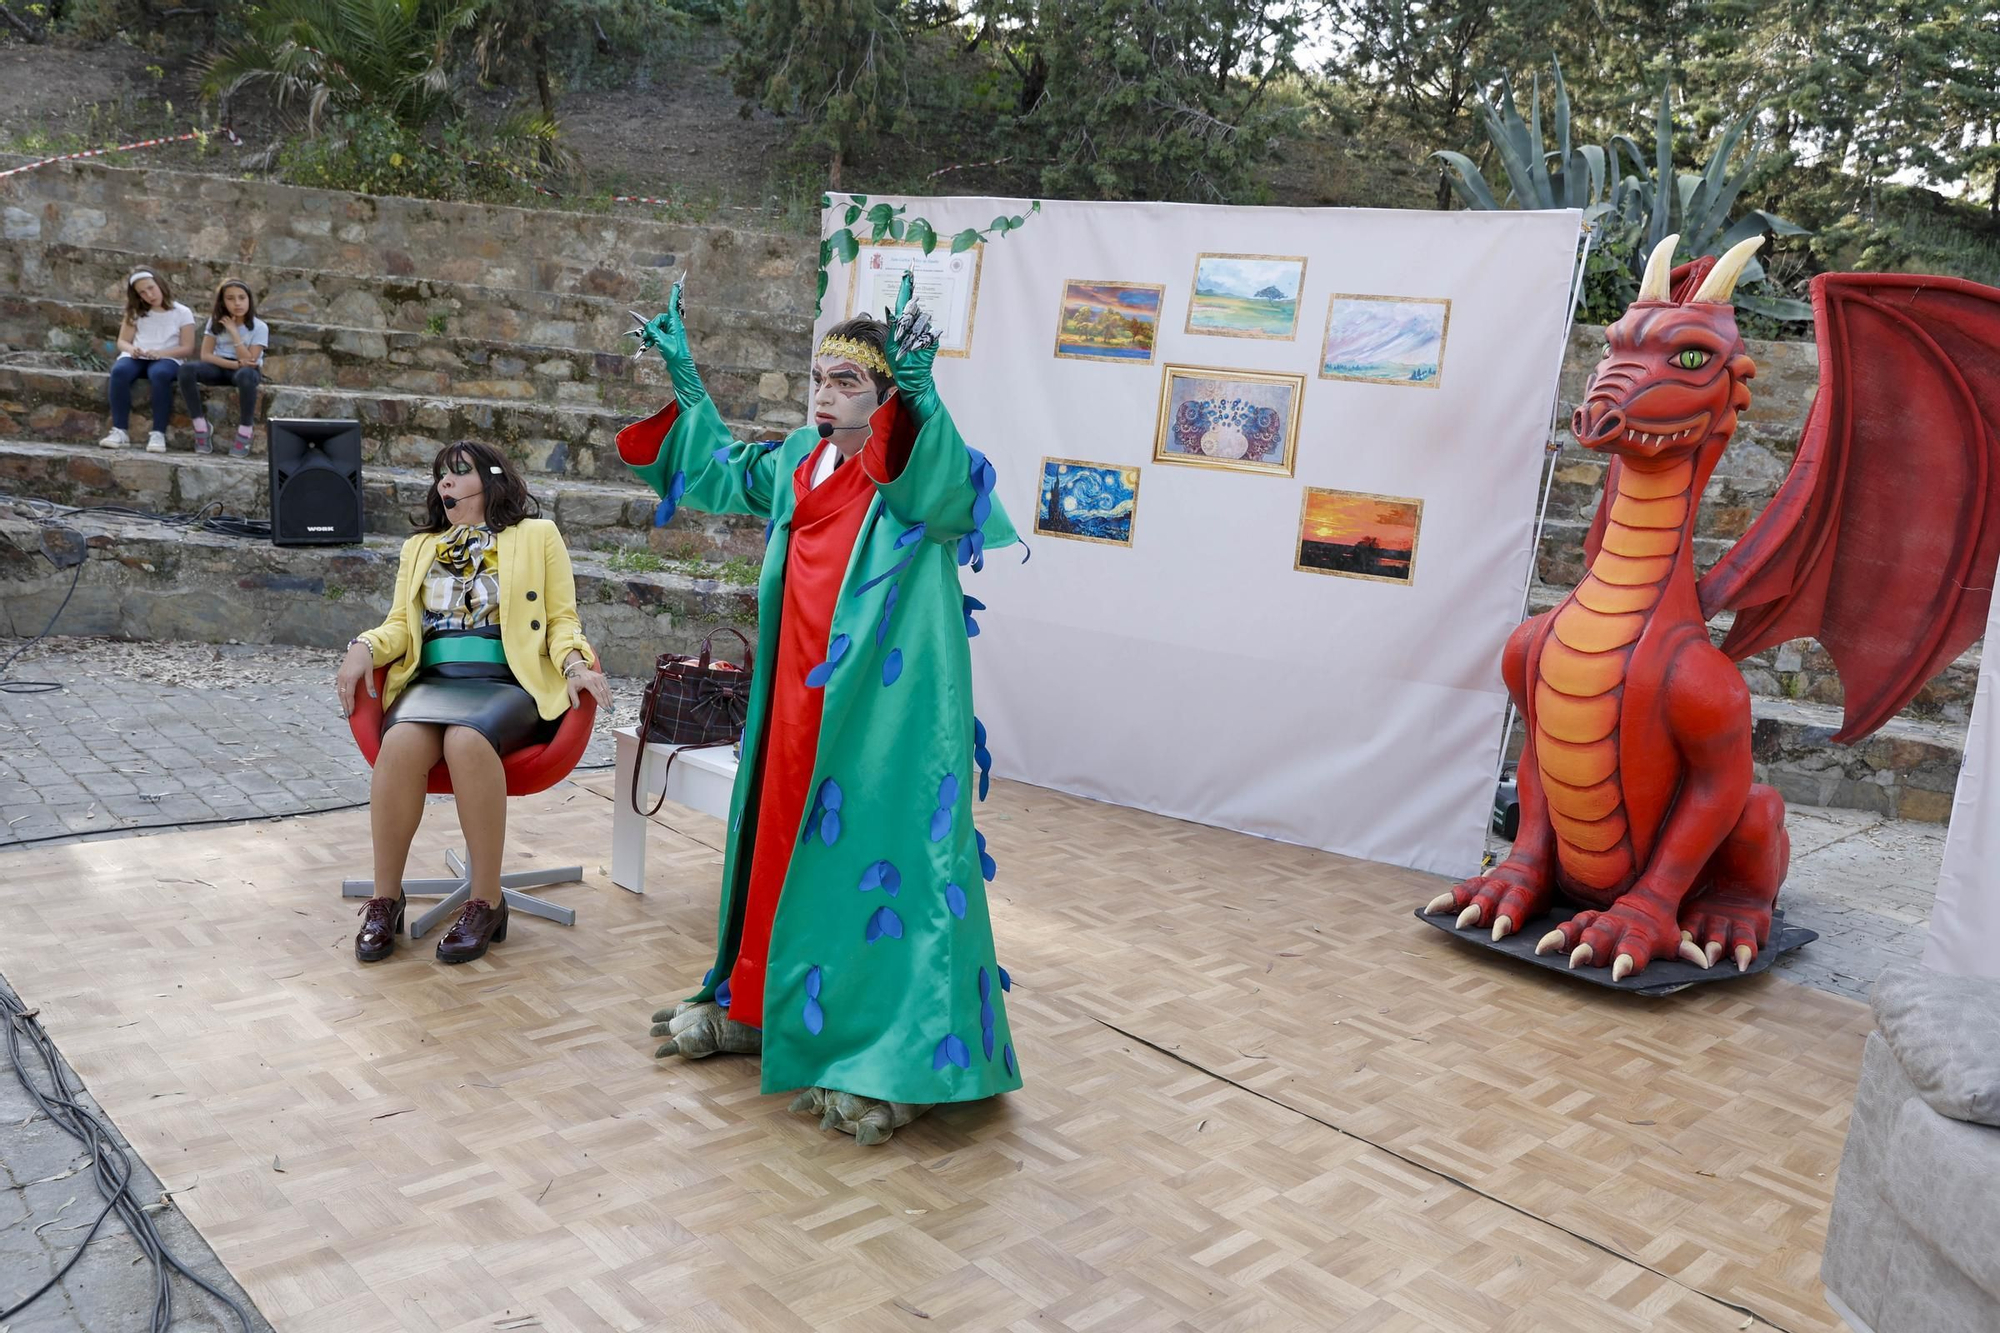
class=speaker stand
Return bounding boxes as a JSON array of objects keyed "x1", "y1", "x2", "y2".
[{"x1": 342, "y1": 849, "x2": 583, "y2": 940}]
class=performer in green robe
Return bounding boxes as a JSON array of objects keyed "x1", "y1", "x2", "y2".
[{"x1": 617, "y1": 275, "x2": 1021, "y2": 1144}]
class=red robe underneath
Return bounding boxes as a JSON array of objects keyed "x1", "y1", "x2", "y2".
[{"x1": 727, "y1": 439, "x2": 877, "y2": 1028}]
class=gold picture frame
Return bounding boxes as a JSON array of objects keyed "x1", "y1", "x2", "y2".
[
  {"x1": 1185, "y1": 252, "x2": 1308, "y2": 340},
  {"x1": 1033, "y1": 457, "x2": 1141, "y2": 547},
  {"x1": 1295, "y1": 487, "x2": 1424, "y2": 586},
  {"x1": 1319, "y1": 293, "x2": 1453, "y2": 388},
  {"x1": 1151, "y1": 364, "x2": 1306, "y2": 478},
  {"x1": 845, "y1": 238, "x2": 985, "y2": 359},
  {"x1": 1053, "y1": 279, "x2": 1167, "y2": 365}
]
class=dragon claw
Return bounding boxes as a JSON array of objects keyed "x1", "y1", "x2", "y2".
[
  {"x1": 1424, "y1": 891, "x2": 1456, "y2": 915},
  {"x1": 1705, "y1": 940, "x2": 1725, "y2": 967},
  {"x1": 1678, "y1": 939, "x2": 1711, "y2": 968},
  {"x1": 1570, "y1": 942, "x2": 1593, "y2": 969},
  {"x1": 1491, "y1": 915, "x2": 1512, "y2": 942},
  {"x1": 1456, "y1": 904, "x2": 1481, "y2": 929},
  {"x1": 1611, "y1": 954, "x2": 1635, "y2": 982},
  {"x1": 1734, "y1": 944, "x2": 1754, "y2": 972},
  {"x1": 1535, "y1": 928, "x2": 1567, "y2": 955}
]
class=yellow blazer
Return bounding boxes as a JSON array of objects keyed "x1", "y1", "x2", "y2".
[{"x1": 357, "y1": 517, "x2": 596, "y2": 719}]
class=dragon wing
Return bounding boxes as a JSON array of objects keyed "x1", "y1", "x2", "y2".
[{"x1": 1696, "y1": 273, "x2": 2000, "y2": 743}]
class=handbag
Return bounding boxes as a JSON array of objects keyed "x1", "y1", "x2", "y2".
[{"x1": 631, "y1": 628, "x2": 752, "y2": 818}]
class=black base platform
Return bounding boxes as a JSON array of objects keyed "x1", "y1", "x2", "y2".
[{"x1": 1415, "y1": 906, "x2": 1817, "y2": 996}]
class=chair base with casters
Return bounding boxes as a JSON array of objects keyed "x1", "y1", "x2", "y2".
[
  {"x1": 345, "y1": 663, "x2": 598, "y2": 939},
  {"x1": 340, "y1": 848, "x2": 584, "y2": 940}
]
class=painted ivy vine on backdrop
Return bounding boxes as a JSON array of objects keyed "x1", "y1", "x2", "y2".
[{"x1": 817, "y1": 194, "x2": 1043, "y2": 314}]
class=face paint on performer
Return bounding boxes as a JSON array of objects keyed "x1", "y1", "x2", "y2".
[
  {"x1": 435, "y1": 446, "x2": 490, "y2": 523},
  {"x1": 811, "y1": 354, "x2": 887, "y2": 458}
]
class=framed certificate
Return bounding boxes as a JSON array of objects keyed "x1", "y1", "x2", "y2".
[{"x1": 846, "y1": 240, "x2": 985, "y2": 358}]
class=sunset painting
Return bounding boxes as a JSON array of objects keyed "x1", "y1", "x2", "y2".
[
  {"x1": 1295, "y1": 487, "x2": 1424, "y2": 585},
  {"x1": 1055, "y1": 280, "x2": 1166, "y2": 362}
]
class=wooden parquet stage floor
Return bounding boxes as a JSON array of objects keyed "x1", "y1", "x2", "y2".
[{"x1": 0, "y1": 777, "x2": 1870, "y2": 1333}]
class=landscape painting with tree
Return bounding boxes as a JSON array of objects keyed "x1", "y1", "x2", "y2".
[
  {"x1": 1034, "y1": 459, "x2": 1140, "y2": 546},
  {"x1": 1186, "y1": 254, "x2": 1307, "y2": 339},
  {"x1": 1296, "y1": 487, "x2": 1423, "y2": 584},
  {"x1": 1055, "y1": 281, "x2": 1166, "y2": 363}
]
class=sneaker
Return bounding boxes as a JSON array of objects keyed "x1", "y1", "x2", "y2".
[
  {"x1": 192, "y1": 421, "x2": 212, "y2": 454},
  {"x1": 230, "y1": 429, "x2": 253, "y2": 459},
  {"x1": 145, "y1": 431, "x2": 167, "y2": 453},
  {"x1": 97, "y1": 427, "x2": 129, "y2": 449}
]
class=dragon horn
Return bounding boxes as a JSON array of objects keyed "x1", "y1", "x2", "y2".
[
  {"x1": 1692, "y1": 235, "x2": 1767, "y2": 304},
  {"x1": 1636, "y1": 234, "x2": 1679, "y2": 302}
]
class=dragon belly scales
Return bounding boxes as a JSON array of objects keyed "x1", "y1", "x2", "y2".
[{"x1": 1535, "y1": 457, "x2": 1692, "y2": 899}]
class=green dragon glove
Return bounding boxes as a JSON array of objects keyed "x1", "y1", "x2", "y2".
[
  {"x1": 884, "y1": 270, "x2": 942, "y2": 422},
  {"x1": 627, "y1": 276, "x2": 707, "y2": 407}
]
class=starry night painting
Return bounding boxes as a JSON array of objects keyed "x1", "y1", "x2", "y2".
[
  {"x1": 1296, "y1": 487, "x2": 1423, "y2": 585},
  {"x1": 1035, "y1": 458, "x2": 1140, "y2": 547},
  {"x1": 1320, "y1": 294, "x2": 1452, "y2": 387}
]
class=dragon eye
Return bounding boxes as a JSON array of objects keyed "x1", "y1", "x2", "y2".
[{"x1": 1674, "y1": 348, "x2": 1710, "y2": 370}]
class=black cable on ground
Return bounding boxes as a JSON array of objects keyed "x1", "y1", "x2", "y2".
[
  {"x1": 1, "y1": 987, "x2": 257, "y2": 1332},
  {"x1": 0, "y1": 555, "x2": 82, "y2": 694}
]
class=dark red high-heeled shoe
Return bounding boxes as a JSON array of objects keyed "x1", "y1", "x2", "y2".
[
  {"x1": 355, "y1": 896, "x2": 405, "y2": 963},
  {"x1": 436, "y1": 897, "x2": 508, "y2": 964}
]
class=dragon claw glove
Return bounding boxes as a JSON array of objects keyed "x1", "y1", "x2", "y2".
[
  {"x1": 628, "y1": 275, "x2": 707, "y2": 407},
  {"x1": 884, "y1": 270, "x2": 942, "y2": 422}
]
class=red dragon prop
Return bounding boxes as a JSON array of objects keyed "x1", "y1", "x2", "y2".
[{"x1": 1427, "y1": 234, "x2": 2000, "y2": 979}]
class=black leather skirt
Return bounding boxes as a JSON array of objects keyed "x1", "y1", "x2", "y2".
[{"x1": 382, "y1": 631, "x2": 559, "y2": 757}]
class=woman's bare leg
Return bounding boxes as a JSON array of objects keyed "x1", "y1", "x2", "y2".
[
  {"x1": 370, "y1": 722, "x2": 444, "y2": 899},
  {"x1": 442, "y1": 725, "x2": 507, "y2": 905}
]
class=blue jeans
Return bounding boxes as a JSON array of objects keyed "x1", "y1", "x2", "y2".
[{"x1": 108, "y1": 356, "x2": 179, "y2": 432}]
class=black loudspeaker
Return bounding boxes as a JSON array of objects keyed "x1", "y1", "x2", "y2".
[{"x1": 268, "y1": 418, "x2": 364, "y2": 546}]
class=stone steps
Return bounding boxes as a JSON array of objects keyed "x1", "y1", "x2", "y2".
[
  {"x1": 0, "y1": 362, "x2": 785, "y2": 481},
  {"x1": 0, "y1": 439, "x2": 764, "y2": 561},
  {"x1": 0, "y1": 159, "x2": 816, "y2": 317},
  {"x1": 0, "y1": 294, "x2": 808, "y2": 429},
  {"x1": 0, "y1": 503, "x2": 760, "y2": 677},
  {"x1": 0, "y1": 242, "x2": 810, "y2": 369}
]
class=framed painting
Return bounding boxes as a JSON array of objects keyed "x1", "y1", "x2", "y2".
[
  {"x1": 846, "y1": 239, "x2": 984, "y2": 357},
  {"x1": 1054, "y1": 280, "x2": 1166, "y2": 364},
  {"x1": 1151, "y1": 364, "x2": 1305, "y2": 477},
  {"x1": 1185, "y1": 253, "x2": 1307, "y2": 340},
  {"x1": 1295, "y1": 487, "x2": 1424, "y2": 586},
  {"x1": 1319, "y1": 294, "x2": 1452, "y2": 387},
  {"x1": 1034, "y1": 458, "x2": 1141, "y2": 547}
]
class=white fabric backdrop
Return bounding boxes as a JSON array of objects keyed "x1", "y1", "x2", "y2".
[
  {"x1": 820, "y1": 199, "x2": 1583, "y2": 877},
  {"x1": 1924, "y1": 590, "x2": 2000, "y2": 978}
]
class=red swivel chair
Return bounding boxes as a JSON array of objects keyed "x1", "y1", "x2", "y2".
[{"x1": 341, "y1": 665, "x2": 600, "y2": 940}]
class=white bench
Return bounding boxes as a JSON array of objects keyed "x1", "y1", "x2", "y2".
[{"x1": 610, "y1": 725, "x2": 741, "y2": 894}]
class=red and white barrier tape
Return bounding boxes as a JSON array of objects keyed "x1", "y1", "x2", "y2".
[{"x1": 0, "y1": 127, "x2": 243, "y2": 180}]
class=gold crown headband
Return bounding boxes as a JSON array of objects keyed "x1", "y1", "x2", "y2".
[{"x1": 816, "y1": 335, "x2": 892, "y2": 378}]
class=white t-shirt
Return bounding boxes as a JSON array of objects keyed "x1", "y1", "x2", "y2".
[
  {"x1": 130, "y1": 303, "x2": 195, "y2": 357},
  {"x1": 210, "y1": 316, "x2": 270, "y2": 362}
]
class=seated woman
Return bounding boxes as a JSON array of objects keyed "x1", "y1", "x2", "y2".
[
  {"x1": 99, "y1": 269, "x2": 196, "y2": 453},
  {"x1": 177, "y1": 279, "x2": 269, "y2": 457},
  {"x1": 334, "y1": 440, "x2": 611, "y2": 964}
]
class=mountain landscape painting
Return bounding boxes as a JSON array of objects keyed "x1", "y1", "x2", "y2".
[
  {"x1": 1320, "y1": 294, "x2": 1452, "y2": 387},
  {"x1": 1186, "y1": 254, "x2": 1306, "y2": 339},
  {"x1": 1055, "y1": 280, "x2": 1166, "y2": 362}
]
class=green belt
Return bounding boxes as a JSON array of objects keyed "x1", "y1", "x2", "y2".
[{"x1": 420, "y1": 636, "x2": 510, "y2": 668}]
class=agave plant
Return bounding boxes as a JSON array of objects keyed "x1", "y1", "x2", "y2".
[{"x1": 1434, "y1": 59, "x2": 1811, "y2": 320}]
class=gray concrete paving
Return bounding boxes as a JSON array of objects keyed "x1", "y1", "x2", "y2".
[{"x1": 1, "y1": 976, "x2": 268, "y2": 1333}]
